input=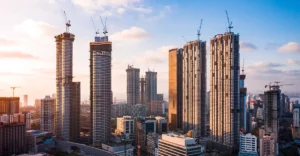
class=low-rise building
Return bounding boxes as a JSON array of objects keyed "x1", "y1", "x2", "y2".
[
  {"x1": 102, "y1": 143, "x2": 133, "y2": 156},
  {"x1": 158, "y1": 133, "x2": 205, "y2": 156},
  {"x1": 155, "y1": 116, "x2": 167, "y2": 134},
  {"x1": 135, "y1": 117, "x2": 156, "y2": 153},
  {"x1": 111, "y1": 103, "x2": 129, "y2": 118},
  {"x1": 239, "y1": 133, "x2": 258, "y2": 156},
  {"x1": 0, "y1": 122, "x2": 26, "y2": 155},
  {"x1": 115, "y1": 116, "x2": 134, "y2": 140},
  {"x1": 131, "y1": 104, "x2": 146, "y2": 117},
  {"x1": 0, "y1": 112, "x2": 31, "y2": 130},
  {"x1": 147, "y1": 132, "x2": 160, "y2": 156},
  {"x1": 26, "y1": 130, "x2": 55, "y2": 154}
]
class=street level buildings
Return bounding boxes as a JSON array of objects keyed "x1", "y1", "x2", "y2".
[
  {"x1": 145, "y1": 70, "x2": 157, "y2": 103},
  {"x1": 126, "y1": 65, "x2": 140, "y2": 106},
  {"x1": 182, "y1": 40, "x2": 207, "y2": 137},
  {"x1": 158, "y1": 133, "x2": 205, "y2": 156},
  {"x1": 55, "y1": 32, "x2": 81, "y2": 141},
  {"x1": 89, "y1": 36, "x2": 112, "y2": 146},
  {"x1": 168, "y1": 48, "x2": 183, "y2": 130},
  {"x1": 41, "y1": 96, "x2": 55, "y2": 133},
  {"x1": 115, "y1": 116, "x2": 134, "y2": 140},
  {"x1": 0, "y1": 97, "x2": 19, "y2": 114},
  {"x1": 210, "y1": 32, "x2": 240, "y2": 149}
]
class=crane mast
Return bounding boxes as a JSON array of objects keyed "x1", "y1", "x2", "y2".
[
  {"x1": 197, "y1": 19, "x2": 203, "y2": 40},
  {"x1": 91, "y1": 17, "x2": 99, "y2": 36},
  {"x1": 62, "y1": 10, "x2": 71, "y2": 33},
  {"x1": 100, "y1": 16, "x2": 108, "y2": 36},
  {"x1": 225, "y1": 10, "x2": 233, "y2": 32}
]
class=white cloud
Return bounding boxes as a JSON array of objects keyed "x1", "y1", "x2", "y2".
[
  {"x1": 131, "y1": 7, "x2": 152, "y2": 14},
  {"x1": 71, "y1": 0, "x2": 141, "y2": 13},
  {"x1": 100, "y1": 11, "x2": 114, "y2": 17},
  {"x1": 110, "y1": 26, "x2": 150, "y2": 40},
  {"x1": 240, "y1": 42, "x2": 257, "y2": 52},
  {"x1": 143, "y1": 5, "x2": 172, "y2": 21},
  {"x1": 137, "y1": 45, "x2": 176, "y2": 64},
  {"x1": 117, "y1": 8, "x2": 126, "y2": 14},
  {"x1": 287, "y1": 58, "x2": 300, "y2": 65},
  {"x1": 278, "y1": 42, "x2": 300, "y2": 53},
  {"x1": 14, "y1": 19, "x2": 57, "y2": 38}
]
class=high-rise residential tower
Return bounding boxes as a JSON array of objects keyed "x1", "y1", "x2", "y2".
[
  {"x1": 145, "y1": 70, "x2": 157, "y2": 103},
  {"x1": 140, "y1": 77, "x2": 146, "y2": 104},
  {"x1": 126, "y1": 65, "x2": 140, "y2": 106},
  {"x1": 182, "y1": 40, "x2": 207, "y2": 137},
  {"x1": 210, "y1": 32, "x2": 240, "y2": 149},
  {"x1": 41, "y1": 95, "x2": 55, "y2": 133},
  {"x1": 90, "y1": 35, "x2": 112, "y2": 146},
  {"x1": 55, "y1": 32, "x2": 81, "y2": 141},
  {"x1": 23, "y1": 95, "x2": 28, "y2": 107},
  {"x1": 168, "y1": 48, "x2": 183, "y2": 130}
]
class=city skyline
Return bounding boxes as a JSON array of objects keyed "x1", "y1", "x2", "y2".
[{"x1": 0, "y1": 0, "x2": 299, "y2": 104}]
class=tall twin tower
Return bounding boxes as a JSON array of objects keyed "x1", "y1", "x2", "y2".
[
  {"x1": 169, "y1": 31, "x2": 241, "y2": 149},
  {"x1": 55, "y1": 28, "x2": 112, "y2": 146}
]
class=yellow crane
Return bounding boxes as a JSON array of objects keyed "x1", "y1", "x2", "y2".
[{"x1": 11, "y1": 86, "x2": 21, "y2": 97}]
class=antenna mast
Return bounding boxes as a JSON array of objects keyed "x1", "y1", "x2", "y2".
[
  {"x1": 197, "y1": 19, "x2": 203, "y2": 40},
  {"x1": 100, "y1": 16, "x2": 108, "y2": 36},
  {"x1": 62, "y1": 10, "x2": 71, "y2": 33},
  {"x1": 225, "y1": 10, "x2": 233, "y2": 32}
]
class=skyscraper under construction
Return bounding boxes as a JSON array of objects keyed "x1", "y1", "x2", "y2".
[
  {"x1": 90, "y1": 35, "x2": 112, "y2": 146},
  {"x1": 55, "y1": 32, "x2": 80, "y2": 141},
  {"x1": 210, "y1": 32, "x2": 240, "y2": 149},
  {"x1": 126, "y1": 65, "x2": 140, "y2": 106},
  {"x1": 182, "y1": 40, "x2": 207, "y2": 137}
]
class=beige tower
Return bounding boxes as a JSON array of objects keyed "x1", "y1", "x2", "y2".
[
  {"x1": 182, "y1": 40, "x2": 206, "y2": 137},
  {"x1": 210, "y1": 32, "x2": 240, "y2": 149}
]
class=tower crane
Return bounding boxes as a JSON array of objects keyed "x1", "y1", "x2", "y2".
[
  {"x1": 91, "y1": 17, "x2": 99, "y2": 36},
  {"x1": 197, "y1": 19, "x2": 203, "y2": 40},
  {"x1": 62, "y1": 10, "x2": 71, "y2": 33},
  {"x1": 225, "y1": 10, "x2": 233, "y2": 32},
  {"x1": 264, "y1": 81, "x2": 294, "y2": 91},
  {"x1": 11, "y1": 86, "x2": 21, "y2": 97},
  {"x1": 100, "y1": 16, "x2": 108, "y2": 36}
]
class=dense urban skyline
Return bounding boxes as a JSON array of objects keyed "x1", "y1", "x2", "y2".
[{"x1": 0, "y1": 0, "x2": 299, "y2": 104}]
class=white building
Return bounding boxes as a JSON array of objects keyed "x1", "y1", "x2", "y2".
[
  {"x1": 158, "y1": 133, "x2": 205, "y2": 156},
  {"x1": 41, "y1": 96, "x2": 55, "y2": 133},
  {"x1": 116, "y1": 116, "x2": 134, "y2": 140},
  {"x1": 293, "y1": 108, "x2": 300, "y2": 127},
  {"x1": 102, "y1": 143, "x2": 133, "y2": 156},
  {"x1": 239, "y1": 133, "x2": 258, "y2": 156}
]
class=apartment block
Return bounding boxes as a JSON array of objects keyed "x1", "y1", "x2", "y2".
[
  {"x1": 89, "y1": 36, "x2": 112, "y2": 146},
  {"x1": 41, "y1": 96, "x2": 55, "y2": 133},
  {"x1": 210, "y1": 32, "x2": 240, "y2": 149},
  {"x1": 183, "y1": 40, "x2": 207, "y2": 137}
]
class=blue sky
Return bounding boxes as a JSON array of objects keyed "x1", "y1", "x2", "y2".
[{"x1": 0, "y1": 0, "x2": 299, "y2": 104}]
